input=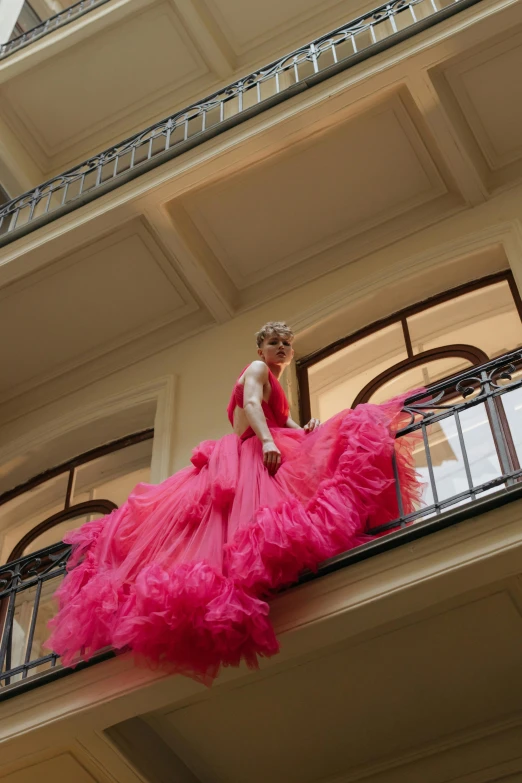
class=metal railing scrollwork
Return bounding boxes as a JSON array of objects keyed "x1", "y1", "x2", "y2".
[
  {"x1": 0, "y1": 542, "x2": 71, "y2": 688},
  {"x1": 369, "y1": 349, "x2": 522, "y2": 534},
  {"x1": 0, "y1": 0, "x2": 481, "y2": 246},
  {"x1": 0, "y1": 1, "x2": 112, "y2": 59},
  {"x1": 1, "y1": 349, "x2": 522, "y2": 695}
]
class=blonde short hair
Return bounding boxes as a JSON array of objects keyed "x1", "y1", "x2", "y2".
[{"x1": 255, "y1": 321, "x2": 294, "y2": 348}]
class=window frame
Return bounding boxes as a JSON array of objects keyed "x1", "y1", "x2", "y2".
[
  {"x1": 296, "y1": 271, "x2": 522, "y2": 424},
  {"x1": 0, "y1": 429, "x2": 154, "y2": 564}
]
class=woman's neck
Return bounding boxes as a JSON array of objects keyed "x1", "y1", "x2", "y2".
[{"x1": 266, "y1": 363, "x2": 285, "y2": 380}]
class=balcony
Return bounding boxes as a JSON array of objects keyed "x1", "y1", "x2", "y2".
[
  {"x1": 0, "y1": 0, "x2": 479, "y2": 243},
  {"x1": 0, "y1": 0, "x2": 522, "y2": 424},
  {"x1": 1, "y1": 2, "x2": 111, "y2": 60},
  {"x1": 2, "y1": 347, "x2": 522, "y2": 700}
]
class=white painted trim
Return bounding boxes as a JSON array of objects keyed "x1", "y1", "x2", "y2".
[
  {"x1": 501, "y1": 218, "x2": 522, "y2": 298},
  {"x1": 74, "y1": 732, "x2": 149, "y2": 783},
  {"x1": 1, "y1": 497, "x2": 521, "y2": 751},
  {"x1": 322, "y1": 716, "x2": 522, "y2": 783},
  {"x1": 150, "y1": 375, "x2": 176, "y2": 483},
  {"x1": 290, "y1": 220, "x2": 518, "y2": 337},
  {"x1": 0, "y1": 375, "x2": 176, "y2": 487}
]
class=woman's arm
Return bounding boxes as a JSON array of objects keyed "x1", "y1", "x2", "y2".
[
  {"x1": 243, "y1": 362, "x2": 282, "y2": 474},
  {"x1": 286, "y1": 415, "x2": 321, "y2": 432}
]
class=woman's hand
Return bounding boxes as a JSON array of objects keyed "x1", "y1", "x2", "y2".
[
  {"x1": 304, "y1": 418, "x2": 321, "y2": 433},
  {"x1": 263, "y1": 439, "x2": 282, "y2": 474}
]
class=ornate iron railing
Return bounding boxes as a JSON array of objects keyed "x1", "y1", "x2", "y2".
[
  {"x1": 1, "y1": 348, "x2": 522, "y2": 696},
  {"x1": 0, "y1": 0, "x2": 481, "y2": 247},
  {"x1": 0, "y1": 0, "x2": 112, "y2": 59},
  {"x1": 0, "y1": 541, "x2": 71, "y2": 688},
  {"x1": 369, "y1": 348, "x2": 522, "y2": 534}
]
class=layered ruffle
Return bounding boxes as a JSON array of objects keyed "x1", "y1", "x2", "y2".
[
  {"x1": 226, "y1": 396, "x2": 422, "y2": 594},
  {"x1": 46, "y1": 394, "x2": 421, "y2": 683},
  {"x1": 112, "y1": 563, "x2": 278, "y2": 685}
]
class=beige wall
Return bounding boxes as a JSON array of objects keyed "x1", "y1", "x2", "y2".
[{"x1": 0, "y1": 187, "x2": 518, "y2": 494}]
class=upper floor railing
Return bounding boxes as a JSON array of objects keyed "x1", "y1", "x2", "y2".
[
  {"x1": 0, "y1": 1, "x2": 112, "y2": 60},
  {"x1": 0, "y1": 0, "x2": 481, "y2": 248},
  {"x1": 1, "y1": 346, "x2": 522, "y2": 698}
]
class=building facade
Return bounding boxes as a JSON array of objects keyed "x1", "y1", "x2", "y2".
[{"x1": 1, "y1": 0, "x2": 522, "y2": 781}]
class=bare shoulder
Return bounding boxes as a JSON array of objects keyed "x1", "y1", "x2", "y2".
[{"x1": 242, "y1": 360, "x2": 269, "y2": 383}]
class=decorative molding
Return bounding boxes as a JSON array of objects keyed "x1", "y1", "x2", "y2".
[
  {"x1": 270, "y1": 493, "x2": 522, "y2": 636},
  {"x1": 150, "y1": 374, "x2": 176, "y2": 483},
  {"x1": 0, "y1": 307, "x2": 212, "y2": 428},
  {"x1": 75, "y1": 732, "x2": 150, "y2": 783},
  {"x1": 290, "y1": 220, "x2": 518, "y2": 339},
  {"x1": 443, "y1": 29, "x2": 522, "y2": 171},
  {"x1": 0, "y1": 1, "x2": 215, "y2": 174},
  {"x1": 320, "y1": 713, "x2": 522, "y2": 783},
  {"x1": 182, "y1": 91, "x2": 451, "y2": 292},
  {"x1": 171, "y1": 0, "x2": 236, "y2": 78},
  {"x1": 0, "y1": 219, "x2": 201, "y2": 408},
  {"x1": 0, "y1": 493, "x2": 521, "y2": 758},
  {"x1": 406, "y1": 70, "x2": 488, "y2": 206},
  {"x1": 146, "y1": 206, "x2": 238, "y2": 323},
  {"x1": 0, "y1": 375, "x2": 176, "y2": 488}
]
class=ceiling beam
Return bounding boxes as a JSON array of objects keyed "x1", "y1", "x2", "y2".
[
  {"x1": 406, "y1": 71, "x2": 488, "y2": 208},
  {"x1": 171, "y1": 0, "x2": 236, "y2": 79},
  {"x1": 144, "y1": 205, "x2": 238, "y2": 324},
  {"x1": 106, "y1": 718, "x2": 201, "y2": 783},
  {"x1": 0, "y1": 113, "x2": 43, "y2": 197}
]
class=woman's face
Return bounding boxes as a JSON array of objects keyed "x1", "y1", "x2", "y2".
[{"x1": 258, "y1": 332, "x2": 294, "y2": 367}]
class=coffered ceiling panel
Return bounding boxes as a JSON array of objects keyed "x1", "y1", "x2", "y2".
[
  {"x1": 0, "y1": 221, "x2": 198, "y2": 398},
  {"x1": 0, "y1": 1, "x2": 213, "y2": 173},
  {"x1": 152, "y1": 591, "x2": 522, "y2": 783},
  {"x1": 443, "y1": 29, "x2": 522, "y2": 170},
  {"x1": 203, "y1": 0, "x2": 361, "y2": 56},
  {"x1": 178, "y1": 94, "x2": 448, "y2": 291},
  {"x1": 1, "y1": 754, "x2": 101, "y2": 783}
]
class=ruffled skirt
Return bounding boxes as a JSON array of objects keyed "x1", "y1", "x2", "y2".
[{"x1": 46, "y1": 398, "x2": 421, "y2": 684}]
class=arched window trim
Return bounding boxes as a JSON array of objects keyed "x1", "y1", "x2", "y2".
[
  {"x1": 0, "y1": 429, "x2": 154, "y2": 564},
  {"x1": 297, "y1": 271, "x2": 522, "y2": 424},
  {"x1": 7, "y1": 501, "x2": 117, "y2": 562},
  {"x1": 352, "y1": 344, "x2": 489, "y2": 408}
]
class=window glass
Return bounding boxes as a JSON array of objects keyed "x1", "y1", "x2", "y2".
[
  {"x1": 21, "y1": 512, "x2": 105, "y2": 557},
  {"x1": 308, "y1": 323, "x2": 407, "y2": 420},
  {"x1": 412, "y1": 402, "x2": 503, "y2": 515},
  {"x1": 304, "y1": 278, "x2": 522, "y2": 420},
  {"x1": 8, "y1": 573, "x2": 64, "y2": 682},
  {"x1": 0, "y1": 474, "x2": 69, "y2": 563},
  {"x1": 0, "y1": 435, "x2": 153, "y2": 564},
  {"x1": 11, "y1": 2, "x2": 40, "y2": 37},
  {"x1": 72, "y1": 439, "x2": 153, "y2": 507},
  {"x1": 407, "y1": 282, "x2": 522, "y2": 358},
  {"x1": 367, "y1": 357, "x2": 474, "y2": 405}
]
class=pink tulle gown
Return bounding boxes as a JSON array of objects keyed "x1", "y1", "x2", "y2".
[{"x1": 46, "y1": 368, "x2": 421, "y2": 684}]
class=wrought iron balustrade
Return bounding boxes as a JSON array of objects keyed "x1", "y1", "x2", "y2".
[
  {"x1": 0, "y1": 0, "x2": 481, "y2": 246},
  {"x1": 369, "y1": 348, "x2": 522, "y2": 534},
  {"x1": 2, "y1": 347, "x2": 522, "y2": 696},
  {"x1": 0, "y1": 541, "x2": 71, "y2": 689},
  {"x1": 0, "y1": 1, "x2": 112, "y2": 59}
]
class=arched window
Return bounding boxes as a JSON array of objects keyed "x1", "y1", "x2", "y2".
[
  {"x1": 298, "y1": 272, "x2": 522, "y2": 422},
  {"x1": 0, "y1": 430, "x2": 154, "y2": 565},
  {"x1": 297, "y1": 272, "x2": 522, "y2": 516},
  {"x1": 0, "y1": 429, "x2": 155, "y2": 684}
]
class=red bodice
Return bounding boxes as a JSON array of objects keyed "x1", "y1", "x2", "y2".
[{"x1": 227, "y1": 365, "x2": 289, "y2": 439}]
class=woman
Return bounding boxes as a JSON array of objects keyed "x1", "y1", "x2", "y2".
[{"x1": 46, "y1": 322, "x2": 421, "y2": 684}]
